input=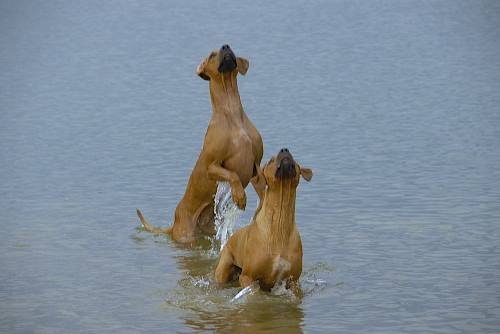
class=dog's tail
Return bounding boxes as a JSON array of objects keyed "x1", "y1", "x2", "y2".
[{"x1": 136, "y1": 209, "x2": 173, "y2": 234}]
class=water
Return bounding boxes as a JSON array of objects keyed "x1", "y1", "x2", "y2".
[
  {"x1": 213, "y1": 181, "x2": 243, "y2": 253},
  {"x1": 1, "y1": 0, "x2": 500, "y2": 333}
]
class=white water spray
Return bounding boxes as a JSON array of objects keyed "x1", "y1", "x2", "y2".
[
  {"x1": 230, "y1": 282, "x2": 260, "y2": 302},
  {"x1": 213, "y1": 181, "x2": 243, "y2": 252}
]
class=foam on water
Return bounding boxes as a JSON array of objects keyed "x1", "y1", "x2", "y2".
[{"x1": 213, "y1": 181, "x2": 243, "y2": 252}]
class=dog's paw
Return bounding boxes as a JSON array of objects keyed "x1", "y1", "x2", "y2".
[{"x1": 231, "y1": 185, "x2": 246, "y2": 210}]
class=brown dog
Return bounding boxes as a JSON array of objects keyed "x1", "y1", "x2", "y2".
[
  {"x1": 215, "y1": 148, "x2": 312, "y2": 292},
  {"x1": 137, "y1": 45, "x2": 263, "y2": 243}
]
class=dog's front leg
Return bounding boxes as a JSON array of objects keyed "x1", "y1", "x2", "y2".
[
  {"x1": 238, "y1": 273, "x2": 254, "y2": 289},
  {"x1": 215, "y1": 255, "x2": 238, "y2": 283},
  {"x1": 206, "y1": 162, "x2": 246, "y2": 209}
]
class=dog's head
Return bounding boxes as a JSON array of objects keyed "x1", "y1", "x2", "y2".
[
  {"x1": 196, "y1": 44, "x2": 249, "y2": 81},
  {"x1": 251, "y1": 148, "x2": 313, "y2": 195}
]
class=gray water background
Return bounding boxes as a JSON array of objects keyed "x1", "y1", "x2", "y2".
[{"x1": 1, "y1": 0, "x2": 500, "y2": 333}]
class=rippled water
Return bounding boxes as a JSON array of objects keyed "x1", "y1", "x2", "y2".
[{"x1": 1, "y1": 0, "x2": 500, "y2": 333}]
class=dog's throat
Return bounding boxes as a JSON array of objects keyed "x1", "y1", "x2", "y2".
[
  {"x1": 209, "y1": 81, "x2": 244, "y2": 122},
  {"x1": 260, "y1": 182, "x2": 296, "y2": 249}
]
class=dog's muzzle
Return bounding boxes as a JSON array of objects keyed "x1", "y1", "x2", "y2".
[
  {"x1": 218, "y1": 44, "x2": 237, "y2": 73},
  {"x1": 275, "y1": 148, "x2": 297, "y2": 179}
]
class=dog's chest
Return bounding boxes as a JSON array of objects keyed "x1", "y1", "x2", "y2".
[
  {"x1": 231, "y1": 128, "x2": 252, "y2": 147},
  {"x1": 271, "y1": 255, "x2": 292, "y2": 276}
]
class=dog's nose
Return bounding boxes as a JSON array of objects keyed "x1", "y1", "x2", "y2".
[
  {"x1": 221, "y1": 44, "x2": 231, "y2": 51},
  {"x1": 275, "y1": 148, "x2": 296, "y2": 179}
]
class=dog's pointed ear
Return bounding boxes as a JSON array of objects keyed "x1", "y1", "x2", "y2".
[
  {"x1": 196, "y1": 60, "x2": 210, "y2": 81},
  {"x1": 300, "y1": 167, "x2": 313, "y2": 182},
  {"x1": 236, "y1": 57, "x2": 249, "y2": 75},
  {"x1": 250, "y1": 163, "x2": 266, "y2": 200}
]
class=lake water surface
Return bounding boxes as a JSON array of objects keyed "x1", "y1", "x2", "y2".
[{"x1": 1, "y1": 1, "x2": 500, "y2": 333}]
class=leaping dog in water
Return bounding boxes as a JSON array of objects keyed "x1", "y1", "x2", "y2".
[{"x1": 137, "y1": 45, "x2": 263, "y2": 243}]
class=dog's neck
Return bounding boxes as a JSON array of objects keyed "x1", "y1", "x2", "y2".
[
  {"x1": 256, "y1": 181, "x2": 298, "y2": 249},
  {"x1": 209, "y1": 74, "x2": 245, "y2": 124}
]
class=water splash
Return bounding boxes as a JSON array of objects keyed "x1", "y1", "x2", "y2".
[
  {"x1": 213, "y1": 181, "x2": 243, "y2": 252},
  {"x1": 270, "y1": 281, "x2": 297, "y2": 297},
  {"x1": 191, "y1": 276, "x2": 211, "y2": 289},
  {"x1": 231, "y1": 282, "x2": 260, "y2": 302},
  {"x1": 300, "y1": 262, "x2": 336, "y2": 296}
]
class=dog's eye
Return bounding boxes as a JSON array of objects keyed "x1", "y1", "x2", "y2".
[{"x1": 209, "y1": 52, "x2": 216, "y2": 59}]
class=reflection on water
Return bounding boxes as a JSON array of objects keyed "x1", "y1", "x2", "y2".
[{"x1": 181, "y1": 296, "x2": 304, "y2": 334}]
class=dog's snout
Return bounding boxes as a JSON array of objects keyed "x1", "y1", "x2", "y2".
[
  {"x1": 275, "y1": 148, "x2": 296, "y2": 179},
  {"x1": 218, "y1": 44, "x2": 237, "y2": 73},
  {"x1": 277, "y1": 148, "x2": 293, "y2": 160}
]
